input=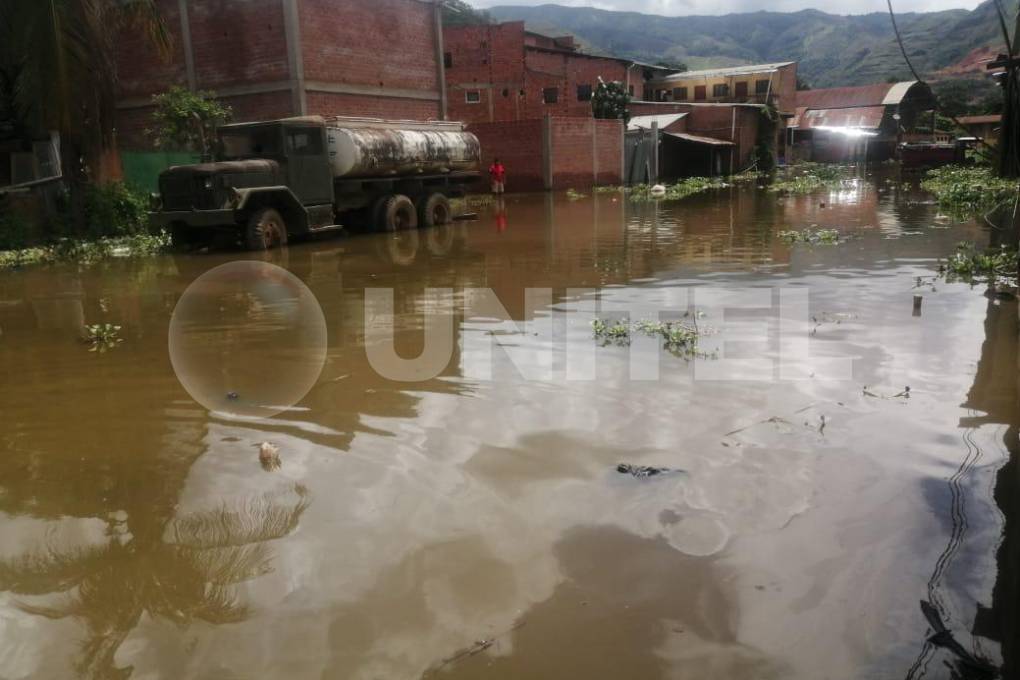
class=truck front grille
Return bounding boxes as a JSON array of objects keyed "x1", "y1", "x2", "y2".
[{"x1": 160, "y1": 176, "x2": 218, "y2": 211}]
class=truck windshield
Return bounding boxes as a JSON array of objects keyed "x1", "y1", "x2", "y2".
[{"x1": 218, "y1": 126, "x2": 282, "y2": 160}]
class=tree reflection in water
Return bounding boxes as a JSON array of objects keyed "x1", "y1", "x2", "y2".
[{"x1": 0, "y1": 486, "x2": 309, "y2": 680}]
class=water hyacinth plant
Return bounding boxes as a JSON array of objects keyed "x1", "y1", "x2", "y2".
[
  {"x1": 941, "y1": 242, "x2": 1018, "y2": 287},
  {"x1": 82, "y1": 324, "x2": 123, "y2": 352},
  {"x1": 921, "y1": 166, "x2": 1017, "y2": 216},
  {"x1": 769, "y1": 163, "x2": 853, "y2": 194},
  {"x1": 778, "y1": 229, "x2": 841, "y2": 245}
]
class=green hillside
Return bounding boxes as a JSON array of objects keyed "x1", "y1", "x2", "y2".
[{"x1": 486, "y1": 1, "x2": 1011, "y2": 87}]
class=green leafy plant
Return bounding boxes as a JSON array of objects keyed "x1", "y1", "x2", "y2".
[
  {"x1": 566, "y1": 188, "x2": 587, "y2": 200},
  {"x1": 0, "y1": 232, "x2": 170, "y2": 270},
  {"x1": 82, "y1": 323, "x2": 123, "y2": 352},
  {"x1": 147, "y1": 86, "x2": 232, "y2": 153},
  {"x1": 593, "y1": 315, "x2": 712, "y2": 360},
  {"x1": 769, "y1": 163, "x2": 853, "y2": 194},
  {"x1": 81, "y1": 181, "x2": 150, "y2": 238},
  {"x1": 920, "y1": 166, "x2": 1017, "y2": 217},
  {"x1": 778, "y1": 229, "x2": 841, "y2": 245},
  {"x1": 591, "y1": 76, "x2": 631, "y2": 123},
  {"x1": 941, "y1": 242, "x2": 1018, "y2": 286},
  {"x1": 628, "y1": 177, "x2": 729, "y2": 202}
]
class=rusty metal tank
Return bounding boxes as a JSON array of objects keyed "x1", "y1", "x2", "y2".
[{"x1": 326, "y1": 117, "x2": 480, "y2": 178}]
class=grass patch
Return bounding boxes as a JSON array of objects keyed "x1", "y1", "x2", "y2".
[
  {"x1": 778, "y1": 229, "x2": 841, "y2": 245},
  {"x1": 940, "y1": 241, "x2": 1018, "y2": 287},
  {"x1": 0, "y1": 232, "x2": 170, "y2": 271},
  {"x1": 920, "y1": 165, "x2": 1017, "y2": 217}
]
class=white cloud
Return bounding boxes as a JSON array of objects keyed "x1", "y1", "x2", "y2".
[{"x1": 472, "y1": 0, "x2": 985, "y2": 18}]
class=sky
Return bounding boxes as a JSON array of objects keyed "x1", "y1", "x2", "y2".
[{"x1": 471, "y1": 0, "x2": 986, "y2": 17}]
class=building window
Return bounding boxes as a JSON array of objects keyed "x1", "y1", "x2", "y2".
[
  {"x1": 577, "y1": 84, "x2": 593, "y2": 101},
  {"x1": 628, "y1": 84, "x2": 635, "y2": 96},
  {"x1": 755, "y1": 79, "x2": 771, "y2": 94},
  {"x1": 712, "y1": 83, "x2": 729, "y2": 97},
  {"x1": 443, "y1": 52, "x2": 452, "y2": 68},
  {"x1": 502, "y1": 88, "x2": 509, "y2": 97},
  {"x1": 543, "y1": 87, "x2": 558, "y2": 104},
  {"x1": 465, "y1": 90, "x2": 481, "y2": 104},
  {"x1": 735, "y1": 81, "x2": 748, "y2": 97},
  {"x1": 673, "y1": 87, "x2": 688, "y2": 101},
  {"x1": 694, "y1": 85, "x2": 706, "y2": 100}
]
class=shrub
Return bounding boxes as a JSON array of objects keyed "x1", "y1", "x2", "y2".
[
  {"x1": 921, "y1": 166, "x2": 1016, "y2": 216},
  {"x1": 81, "y1": 181, "x2": 150, "y2": 238}
]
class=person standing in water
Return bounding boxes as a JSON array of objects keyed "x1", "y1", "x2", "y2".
[{"x1": 489, "y1": 157, "x2": 506, "y2": 195}]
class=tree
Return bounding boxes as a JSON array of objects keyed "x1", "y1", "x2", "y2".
[
  {"x1": 796, "y1": 76, "x2": 812, "y2": 91},
  {"x1": 442, "y1": 0, "x2": 490, "y2": 26},
  {"x1": 0, "y1": 0, "x2": 169, "y2": 226},
  {"x1": 148, "y1": 87, "x2": 232, "y2": 154},
  {"x1": 592, "y1": 77, "x2": 631, "y2": 124}
]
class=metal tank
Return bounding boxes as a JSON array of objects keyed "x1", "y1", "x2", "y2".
[{"x1": 326, "y1": 118, "x2": 480, "y2": 178}]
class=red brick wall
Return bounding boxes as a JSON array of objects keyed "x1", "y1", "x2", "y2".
[
  {"x1": 549, "y1": 117, "x2": 622, "y2": 189},
  {"x1": 115, "y1": 0, "x2": 441, "y2": 150},
  {"x1": 189, "y1": 0, "x2": 290, "y2": 89},
  {"x1": 445, "y1": 22, "x2": 527, "y2": 124},
  {"x1": 300, "y1": 0, "x2": 439, "y2": 95},
  {"x1": 444, "y1": 22, "x2": 627, "y2": 124},
  {"x1": 468, "y1": 117, "x2": 622, "y2": 192},
  {"x1": 468, "y1": 119, "x2": 546, "y2": 192},
  {"x1": 305, "y1": 92, "x2": 439, "y2": 120}
]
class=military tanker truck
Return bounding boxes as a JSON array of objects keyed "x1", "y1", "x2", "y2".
[{"x1": 151, "y1": 116, "x2": 481, "y2": 250}]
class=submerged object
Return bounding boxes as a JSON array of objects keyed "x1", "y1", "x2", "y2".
[{"x1": 649, "y1": 184, "x2": 667, "y2": 197}]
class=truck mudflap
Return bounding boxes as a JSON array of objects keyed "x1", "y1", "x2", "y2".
[{"x1": 150, "y1": 209, "x2": 239, "y2": 230}]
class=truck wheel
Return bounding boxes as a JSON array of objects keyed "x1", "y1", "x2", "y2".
[
  {"x1": 245, "y1": 208, "x2": 288, "y2": 250},
  {"x1": 379, "y1": 194, "x2": 417, "y2": 232},
  {"x1": 418, "y1": 193, "x2": 452, "y2": 229},
  {"x1": 169, "y1": 223, "x2": 198, "y2": 252}
]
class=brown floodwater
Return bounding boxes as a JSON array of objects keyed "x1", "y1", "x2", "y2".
[{"x1": 1, "y1": 173, "x2": 1017, "y2": 680}]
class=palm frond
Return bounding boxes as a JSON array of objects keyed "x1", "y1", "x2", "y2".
[
  {"x1": 0, "y1": 542, "x2": 114, "y2": 595},
  {"x1": 176, "y1": 543, "x2": 273, "y2": 586},
  {"x1": 165, "y1": 491, "x2": 310, "y2": 550}
]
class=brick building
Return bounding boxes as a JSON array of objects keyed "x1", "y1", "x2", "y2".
[
  {"x1": 644, "y1": 62, "x2": 798, "y2": 117},
  {"x1": 115, "y1": 0, "x2": 447, "y2": 150},
  {"x1": 443, "y1": 21, "x2": 666, "y2": 124}
]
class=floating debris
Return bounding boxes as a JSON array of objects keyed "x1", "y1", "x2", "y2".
[
  {"x1": 616, "y1": 463, "x2": 677, "y2": 478},
  {"x1": 779, "y1": 229, "x2": 841, "y2": 245},
  {"x1": 258, "y1": 442, "x2": 281, "y2": 471}
]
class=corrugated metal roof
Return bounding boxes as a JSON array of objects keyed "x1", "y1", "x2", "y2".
[
  {"x1": 791, "y1": 106, "x2": 886, "y2": 130},
  {"x1": 795, "y1": 82, "x2": 923, "y2": 110},
  {"x1": 628, "y1": 113, "x2": 687, "y2": 131},
  {"x1": 665, "y1": 132, "x2": 734, "y2": 146},
  {"x1": 957, "y1": 114, "x2": 1001, "y2": 124},
  {"x1": 655, "y1": 62, "x2": 795, "y2": 82}
]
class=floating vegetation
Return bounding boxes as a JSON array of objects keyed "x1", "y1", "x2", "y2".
[
  {"x1": 593, "y1": 185, "x2": 625, "y2": 193},
  {"x1": 940, "y1": 241, "x2": 1018, "y2": 287},
  {"x1": 778, "y1": 228, "x2": 841, "y2": 245},
  {"x1": 769, "y1": 163, "x2": 853, "y2": 195},
  {"x1": 0, "y1": 232, "x2": 170, "y2": 271},
  {"x1": 592, "y1": 314, "x2": 712, "y2": 360},
  {"x1": 628, "y1": 177, "x2": 728, "y2": 202},
  {"x1": 566, "y1": 188, "x2": 587, "y2": 201},
  {"x1": 920, "y1": 166, "x2": 1017, "y2": 217},
  {"x1": 82, "y1": 323, "x2": 123, "y2": 352}
]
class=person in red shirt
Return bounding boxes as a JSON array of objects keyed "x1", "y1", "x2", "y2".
[{"x1": 489, "y1": 158, "x2": 506, "y2": 195}]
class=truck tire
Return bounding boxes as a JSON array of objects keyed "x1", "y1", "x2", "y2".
[
  {"x1": 170, "y1": 223, "x2": 199, "y2": 252},
  {"x1": 417, "y1": 193, "x2": 452, "y2": 229},
  {"x1": 245, "y1": 208, "x2": 288, "y2": 250},
  {"x1": 379, "y1": 194, "x2": 417, "y2": 232}
]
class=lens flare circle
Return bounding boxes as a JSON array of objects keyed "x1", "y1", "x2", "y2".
[{"x1": 169, "y1": 260, "x2": 326, "y2": 418}]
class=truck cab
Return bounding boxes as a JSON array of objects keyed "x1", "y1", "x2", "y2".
[{"x1": 152, "y1": 116, "x2": 479, "y2": 251}]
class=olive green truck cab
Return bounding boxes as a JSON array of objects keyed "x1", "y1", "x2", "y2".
[{"x1": 151, "y1": 116, "x2": 481, "y2": 251}]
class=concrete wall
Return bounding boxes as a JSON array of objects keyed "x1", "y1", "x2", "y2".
[
  {"x1": 115, "y1": 0, "x2": 442, "y2": 150},
  {"x1": 629, "y1": 102, "x2": 764, "y2": 172}
]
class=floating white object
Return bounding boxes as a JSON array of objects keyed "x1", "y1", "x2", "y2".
[{"x1": 650, "y1": 184, "x2": 667, "y2": 196}]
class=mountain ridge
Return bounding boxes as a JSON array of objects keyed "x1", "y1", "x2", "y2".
[{"x1": 485, "y1": 1, "x2": 1010, "y2": 87}]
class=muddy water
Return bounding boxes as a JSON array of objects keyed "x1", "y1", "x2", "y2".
[{"x1": 0, "y1": 175, "x2": 1017, "y2": 680}]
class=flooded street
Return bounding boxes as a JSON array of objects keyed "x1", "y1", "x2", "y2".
[{"x1": 0, "y1": 175, "x2": 1016, "y2": 680}]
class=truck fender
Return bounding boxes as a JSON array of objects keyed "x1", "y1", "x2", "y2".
[{"x1": 232, "y1": 186, "x2": 309, "y2": 233}]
